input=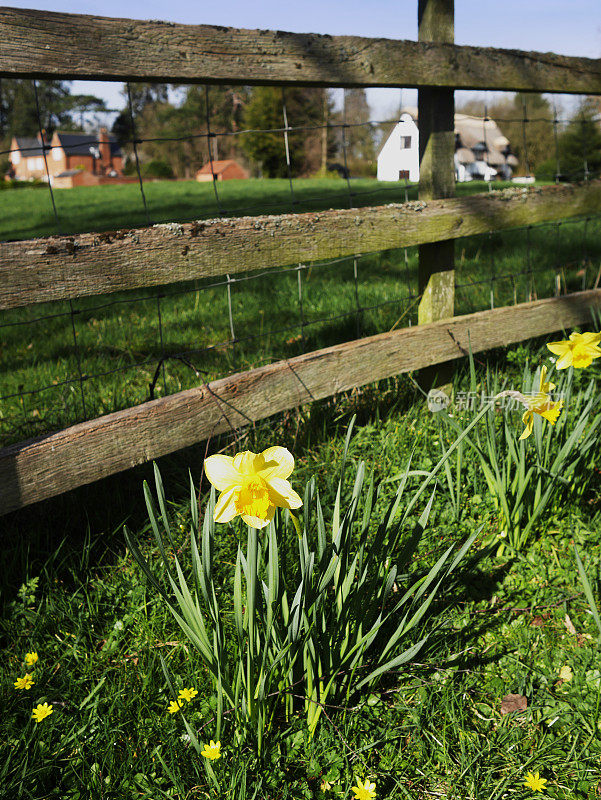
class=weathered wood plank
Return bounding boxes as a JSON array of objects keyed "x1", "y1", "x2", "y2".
[
  {"x1": 2, "y1": 182, "x2": 600, "y2": 310},
  {"x1": 1, "y1": 289, "x2": 600, "y2": 514},
  {"x1": 1, "y1": 7, "x2": 601, "y2": 93}
]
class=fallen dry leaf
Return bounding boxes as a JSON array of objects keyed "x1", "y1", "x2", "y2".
[
  {"x1": 564, "y1": 614, "x2": 578, "y2": 636},
  {"x1": 500, "y1": 693, "x2": 528, "y2": 715}
]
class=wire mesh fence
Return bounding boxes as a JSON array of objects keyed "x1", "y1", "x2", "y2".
[{"x1": 1, "y1": 80, "x2": 600, "y2": 449}]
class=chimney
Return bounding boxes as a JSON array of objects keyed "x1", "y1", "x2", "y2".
[{"x1": 99, "y1": 127, "x2": 111, "y2": 170}]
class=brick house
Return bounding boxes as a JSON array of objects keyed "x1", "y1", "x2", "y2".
[
  {"x1": 8, "y1": 127, "x2": 124, "y2": 182},
  {"x1": 196, "y1": 159, "x2": 249, "y2": 182}
]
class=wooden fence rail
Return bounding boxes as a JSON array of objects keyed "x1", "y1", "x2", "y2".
[
  {"x1": 1, "y1": 7, "x2": 601, "y2": 94},
  {"x1": 2, "y1": 290, "x2": 600, "y2": 514},
  {"x1": 1, "y1": 182, "x2": 600, "y2": 310}
]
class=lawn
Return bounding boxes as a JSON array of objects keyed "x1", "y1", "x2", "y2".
[
  {"x1": 0, "y1": 177, "x2": 526, "y2": 243},
  {"x1": 0, "y1": 177, "x2": 420, "y2": 242},
  {"x1": 2, "y1": 342, "x2": 601, "y2": 799}
]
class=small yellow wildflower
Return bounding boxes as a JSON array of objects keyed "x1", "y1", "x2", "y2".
[
  {"x1": 547, "y1": 332, "x2": 601, "y2": 369},
  {"x1": 201, "y1": 740, "x2": 221, "y2": 760},
  {"x1": 351, "y1": 778, "x2": 377, "y2": 800},
  {"x1": 519, "y1": 366, "x2": 564, "y2": 440},
  {"x1": 167, "y1": 699, "x2": 183, "y2": 714},
  {"x1": 178, "y1": 687, "x2": 198, "y2": 703},
  {"x1": 24, "y1": 652, "x2": 38, "y2": 667},
  {"x1": 559, "y1": 665, "x2": 573, "y2": 682},
  {"x1": 523, "y1": 771, "x2": 547, "y2": 792},
  {"x1": 14, "y1": 673, "x2": 34, "y2": 690},
  {"x1": 31, "y1": 702, "x2": 53, "y2": 723},
  {"x1": 204, "y1": 447, "x2": 302, "y2": 529}
]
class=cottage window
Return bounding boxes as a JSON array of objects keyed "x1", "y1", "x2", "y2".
[
  {"x1": 12, "y1": 151, "x2": 20, "y2": 164},
  {"x1": 27, "y1": 158, "x2": 35, "y2": 170},
  {"x1": 400, "y1": 136, "x2": 412, "y2": 149},
  {"x1": 52, "y1": 148, "x2": 62, "y2": 161},
  {"x1": 399, "y1": 170, "x2": 410, "y2": 180},
  {"x1": 37, "y1": 158, "x2": 44, "y2": 170}
]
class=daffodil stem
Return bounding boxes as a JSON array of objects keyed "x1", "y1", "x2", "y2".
[{"x1": 246, "y1": 525, "x2": 258, "y2": 724}]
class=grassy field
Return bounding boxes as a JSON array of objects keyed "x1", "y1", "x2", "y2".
[
  {"x1": 0, "y1": 177, "x2": 420, "y2": 242},
  {"x1": 1, "y1": 344, "x2": 601, "y2": 799},
  {"x1": 0, "y1": 177, "x2": 532, "y2": 242}
]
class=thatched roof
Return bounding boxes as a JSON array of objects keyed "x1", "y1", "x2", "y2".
[
  {"x1": 454, "y1": 114, "x2": 507, "y2": 151},
  {"x1": 399, "y1": 109, "x2": 513, "y2": 166},
  {"x1": 455, "y1": 147, "x2": 475, "y2": 164}
]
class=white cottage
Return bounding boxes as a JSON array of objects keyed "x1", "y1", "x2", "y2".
[
  {"x1": 376, "y1": 113, "x2": 419, "y2": 182},
  {"x1": 377, "y1": 110, "x2": 517, "y2": 183}
]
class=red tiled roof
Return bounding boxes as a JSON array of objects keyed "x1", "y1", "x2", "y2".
[{"x1": 196, "y1": 159, "x2": 241, "y2": 175}]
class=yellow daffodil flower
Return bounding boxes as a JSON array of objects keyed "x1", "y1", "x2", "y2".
[
  {"x1": 519, "y1": 366, "x2": 564, "y2": 440},
  {"x1": 523, "y1": 771, "x2": 547, "y2": 792},
  {"x1": 201, "y1": 740, "x2": 221, "y2": 760},
  {"x1": 167, "y1": 699, "x2": 183, "y2": 714},
  {"x1": 24, "y1": 652, "x2": 38, "y2": 667},
  {"x1": 204, "y1": 447, "x2": 302, "y2": 529},
  {"x1": 31, "y1": 702, "x2": 53, "y2": 723},
  {"x1": 547, "y1": 332, "x2": 601, "y2": 369},
  {"x1": 351, "y1": 778, "x2": 377, "y2": 800},
  {"x1": 178, "y1": 687, "x2": 198, "y2": 703},
  {"x1": 14, "y1": 673, "x2": 34, "y2": 690},
  {"x1": 559, "y1": 665, "x2": 573, "y2": 682}
]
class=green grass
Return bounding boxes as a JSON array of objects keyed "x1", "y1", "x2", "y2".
[
  {"x1": 0, "y1": 177, "x2": 416, "y2": 241},
  {"x1": 0, "y1": 177, "x2": 531, "y2": 242},
  {"x1": 1, "y1": 346, "x2": 601, "y2": 799}
]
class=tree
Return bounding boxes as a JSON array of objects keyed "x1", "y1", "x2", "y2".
[
  {"x1": 111, "y1": 83, "x2": 170, "y2": 151},
  {"x1": 0, "y1": 79, "x2": 73, "y2": 143},
  {"x1": 66, "y1": 94, "x2": 109, "y2": 130},
  {"x1": 113, "y1": 84, "x2": 251, "y2": 178},
  {"x1": 556, "y1": 98, "x2": 601, "y2": 180},
  {"x1": 339, "y1": 89, "x2": 376, "y2": 175},
  {"x1": 241, "y1": 86, "x2": 330, "y2": 178}
]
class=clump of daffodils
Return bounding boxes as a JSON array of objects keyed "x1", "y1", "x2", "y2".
[{"x1": 204, "y1": 446, "x2": 302, "y2": 529}]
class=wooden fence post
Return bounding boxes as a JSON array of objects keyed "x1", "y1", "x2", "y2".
[{"x1": 417, "y1": 0, "x2": 455, "y2": 394}]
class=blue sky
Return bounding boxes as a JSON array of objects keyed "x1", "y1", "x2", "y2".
[{"x1": 7, "y1": 0, "x2": 601, "y2": 117}]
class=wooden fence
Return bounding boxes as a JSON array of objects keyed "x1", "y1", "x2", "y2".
[{"x1": 1, "y1": 0, "x2": 601, "y2": 514}]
